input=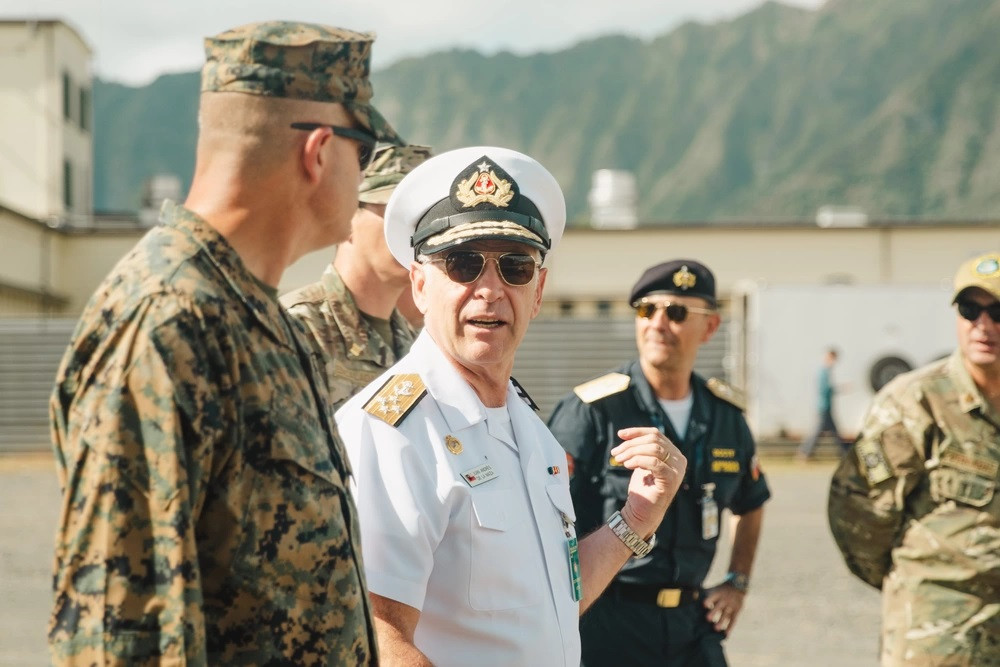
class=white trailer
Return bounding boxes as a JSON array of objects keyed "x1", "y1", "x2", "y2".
[{"x1": 728, "y1": 282, "x2": 956, "y2": 440}]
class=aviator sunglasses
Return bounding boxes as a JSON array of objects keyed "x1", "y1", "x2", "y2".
[
  {"x1": 956, "y1": 299, "x2": 1000, "y2": 323},
  {"x1": 633, "y1": 300, "x2": 715, "y2": 323},
  {"x1": 424, "y1": 251, "x2": 541, "y2": 286},
  {"x1": 289, "y1": 122, "x2": 377, "y2": 169}
]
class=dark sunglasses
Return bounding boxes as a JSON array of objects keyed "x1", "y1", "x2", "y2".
[
  {"x1": 956, "y1": 299, "x2": 1000, "y2": 323},
  {"x1": 425, "y1": 251, "x2": 541, "y2": 286},
  {"x1": 289, "y1": 122, "x2": 377, "y2": 169},
  {"x1": 633, "y1": 301, "x2": 715, "y2": 323}
]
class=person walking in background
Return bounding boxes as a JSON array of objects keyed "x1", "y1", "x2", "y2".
[
  {"x1": 547, "y1": 259, "x2": 770, "y2": 666},
  {"x1": 336, "y1": 147, "x2": 687, "y2": 666},
  {"x1": 283, "y1": 143, "x2": 431, "y2": 413},
  {"x1": 798, "y1": 347, "x2": 849, "y2": 460},
  {"x1": 829, "y1": 252, "x2": 1000, "y2": 665},
  {"x1": 47, "y1": 21, "x2": 401, "y2": 665}
]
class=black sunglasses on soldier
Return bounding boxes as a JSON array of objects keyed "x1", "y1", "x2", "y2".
[
  {"x1": 956, "y1": 299, "x2": 1000, "y2": 323},
  {"x1": 633, "y1": 300, "x2": 715, "y2": 323},
  {"x1": 424, "y1": 251, "x2": 541, "y2": 286},
  {"x1": 289, "y1": 122, "x2": 377, "y2": 169}
]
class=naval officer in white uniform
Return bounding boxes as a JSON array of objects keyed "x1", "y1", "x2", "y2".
[{"x1": 336, "y1": 146, "x2": 687, "y2": 666}]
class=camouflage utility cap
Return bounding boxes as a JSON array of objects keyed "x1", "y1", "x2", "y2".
[
  {"x1": 202, "y1": 21, "x2": 402, "y2": 144},
  {"x1": 359, "y1": 145, "x2": 433, "y2": 205},
  {"x1": 952, "y1": 251, "x2": 1000, "y2": 302}
]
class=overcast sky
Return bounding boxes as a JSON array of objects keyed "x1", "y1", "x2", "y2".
[{"x1": 1, "y1": 0, "x2": 825, "y2": 85}]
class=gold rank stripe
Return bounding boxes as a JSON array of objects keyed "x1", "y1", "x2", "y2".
[
  {"x1": 363, "y1": 373, "x2": 426, "y2": 427},
  {"x1": 712, "y1": 448, "x2": 736, "y2": 458},
  {"x1": 711, "y1": 460, "x2": 740, "y2": 473},
  {"x1": 940, "y1": 450, "x2": 1000, "y2": 478}
]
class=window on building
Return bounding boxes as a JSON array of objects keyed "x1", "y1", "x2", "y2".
[
  {"x1": 62, "y1": 71, "x2": 72, "y2": 121},
  {"x1": 596, "y1": 300, "x2": 612, "y2": 317},
  {"x1": 79, "y1": 87, "x2": 90, "y2": 131},
  {"x1": 558, "y1": 301, "x2": 575, "y2": 317},
  {"x1": 63, "y1": 159, "x2": 73, "y2": 210}
]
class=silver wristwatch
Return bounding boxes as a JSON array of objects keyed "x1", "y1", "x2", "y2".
[
  {"x1": 607, "y1": 510, "x2": 653, "y2": 558},
  {"x1": 724, "y1": 571, "x2": 750, "y2": 593}
]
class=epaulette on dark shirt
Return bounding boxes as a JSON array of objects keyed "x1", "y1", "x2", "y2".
[
  {"x1": 706, "y1": 377, "x2": 746, "y2": 411},
  {"x1": 573, "y1": 372, "x2": 631, "y2": 404}
]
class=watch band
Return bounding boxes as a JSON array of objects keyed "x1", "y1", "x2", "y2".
[
  {"x1": 607, "y1": 510, "x2": 653, "y2": 558},
  {"x1": 724, "y1": 571, "x2": 750, "y2": 593}
]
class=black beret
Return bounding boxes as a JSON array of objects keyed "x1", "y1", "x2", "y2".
[{"x1": 629, "y1": 259, "x2": 716, "y2": 307}]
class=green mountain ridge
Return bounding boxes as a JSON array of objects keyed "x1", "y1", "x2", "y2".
[{"x1": 93, "y1": 0, "x2": 1000, "y2": 223}]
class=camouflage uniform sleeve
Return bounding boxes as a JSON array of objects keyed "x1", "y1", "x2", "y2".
[
  {"x1": 50, "y1": 303, "x2": 227, "y2": 665},
  {"x1": 827, "y1": 391, "x2": 926, "y2": 589}
]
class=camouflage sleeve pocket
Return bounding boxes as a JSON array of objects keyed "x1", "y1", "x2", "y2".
[{"x1": 929, "y1": 466, "x2": 995, "y2": 507}]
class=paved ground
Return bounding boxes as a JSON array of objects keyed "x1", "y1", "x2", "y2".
[{"x1": 0, "y1": 454, "x2": 881, "y2": 665}]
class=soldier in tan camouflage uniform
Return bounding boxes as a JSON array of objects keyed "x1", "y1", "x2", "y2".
[
  {"x1": 829, "y1": 251, "x2": 1000, "y2": 666},
  {"x1": 283, "y1": 144, "x2": 431, "y2": 413},
  {"x1": 48, "y1": 21, "x2": 401, "y2": 666}
]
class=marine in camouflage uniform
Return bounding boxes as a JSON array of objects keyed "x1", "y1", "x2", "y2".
[
  {"x1": 829, "y1": 252, "x2": 1000, "y2": 666},
  {"x1": 283, "y1": 144, "x2": 431, "y2": 412},
  {"x1": 49, "y1": 21, "x2": 401, "y2": 666}
]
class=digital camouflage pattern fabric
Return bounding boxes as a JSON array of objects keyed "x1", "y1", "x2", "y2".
[
  {"x1": 829, "y1": 352, "x2": 1000, "y2": 665},
  {"x1": 358, "y1": 144, "x2": 433, "y2": 205},
  {"x1": 201, "y1": 20, "x2": 402, "y2": 144},
  {"x1": 49, "y1": 201, "x2": 376, "y2": 665},
  {"x1": 282, "y1": 264, "x2": 416, "y2": 414}
]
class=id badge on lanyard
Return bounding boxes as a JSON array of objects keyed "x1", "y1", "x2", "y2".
[
  {"x1": 701, "y1": 482, "x2": 719, "y2": 540},
  {"x1": 562, "y1": 513, "x2": 583, "y2": 601}
]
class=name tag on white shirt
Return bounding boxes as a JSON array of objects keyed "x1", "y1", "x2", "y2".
[{"x1": 462, "y1": 463, "x2": 498, "y2": 487}]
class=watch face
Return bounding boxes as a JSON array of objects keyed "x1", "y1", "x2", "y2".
[{"x1": 726, "y1": 573, "x2": 749, "y2": 592}]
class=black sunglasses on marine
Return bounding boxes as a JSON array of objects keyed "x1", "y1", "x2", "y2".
[
  {"x1": 633, "y1": 301, "x2": 715, "y2": 323},
  {"x1": 425, "y1": 251, "x2": 540, "y2": 286},
  {"x1": 956, "y1": 299, "x2": 1000, "y2": 323},
  {"x1": 289, "y1": 122, "x2": 377, "y2": 169}
]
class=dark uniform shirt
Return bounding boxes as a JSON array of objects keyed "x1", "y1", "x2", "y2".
[
  {"x1": 547, "y1": 361, "x2": 770, "y2": 587},
  {"x1": 48, "y1": 201, "x2": 376, "y2": 665}
]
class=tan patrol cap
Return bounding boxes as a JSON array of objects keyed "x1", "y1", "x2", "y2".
[
  {"x1": 952, "y1": 252, "x2": 1000, "y2": 302},
  {"x1": 201, "y1": 21, "x2": 402, "y2": 144}
]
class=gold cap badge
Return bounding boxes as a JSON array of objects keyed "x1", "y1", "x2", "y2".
[
  {"x1": 673, "y1": 265, "x2": 697, "y2": 290},
  {"x1": 454, "y1": 161, "x2": 514, "y2": 208}
]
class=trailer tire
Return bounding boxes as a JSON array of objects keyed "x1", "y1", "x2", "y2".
[{"x1": 869, "y1": 355, "x2": 912, "y2": 393}]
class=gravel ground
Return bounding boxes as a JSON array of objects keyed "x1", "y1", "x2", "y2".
[{"x1": 0, "y1": 455, "x2": 880, "y2": 666}]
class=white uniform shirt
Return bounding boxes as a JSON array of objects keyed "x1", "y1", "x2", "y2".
[{"x1": 337, "y1": 331, "x2": 581, "y2": 666}]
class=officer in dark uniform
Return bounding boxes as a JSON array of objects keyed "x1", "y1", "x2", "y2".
[{"x1": 547, "y1": 259, "x2": 770, "y2": 666}]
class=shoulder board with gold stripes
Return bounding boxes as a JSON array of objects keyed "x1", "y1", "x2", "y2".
[
  {"x1": 363, "y1": 373, "x2": 426, "y2": 427},
  {"x1": 706, "y1": 378, "x2": 746, "y2": 411},
  {"x1": 573, "y1": 372, "x2": 631, "y2": 404}
]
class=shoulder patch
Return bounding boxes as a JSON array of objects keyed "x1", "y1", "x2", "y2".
[
  {"x1": 363, "y1": 373, "x2": 426, "y2": 427},
  {"x1": 706, "y1": 378, "x2": 746, "y2": 411},
  {"x1": 574, "y1": 372, "x2": 630, "y2": 404},
  {"x1": 856, "y1": 439, "x2": 893, "y2": 486}
]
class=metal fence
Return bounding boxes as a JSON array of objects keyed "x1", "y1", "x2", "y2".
[
  {"x1": 0, "y1": 319, "x2": 76, "y2": 451},
  {"x1": 0, "y1": 316, "x2": 729, "y2": 451}
]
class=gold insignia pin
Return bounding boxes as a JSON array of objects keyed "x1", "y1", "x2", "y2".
[
  {"x1": 609, "y1": 455, "x2": 623, "y2": 467},
  {"x1": 454, "y1": 162, "x2": 515, "y2": 209},
  {"x1": 672, "y1": 265, "x2": 697, "y2": 290},
  {"x1": 445, "y1": 435, "x2": 463, "y2": 455}
]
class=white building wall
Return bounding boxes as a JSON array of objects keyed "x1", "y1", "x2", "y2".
[{"x1": 0, "y1": 21, "x2": 92, "y2": 223}]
